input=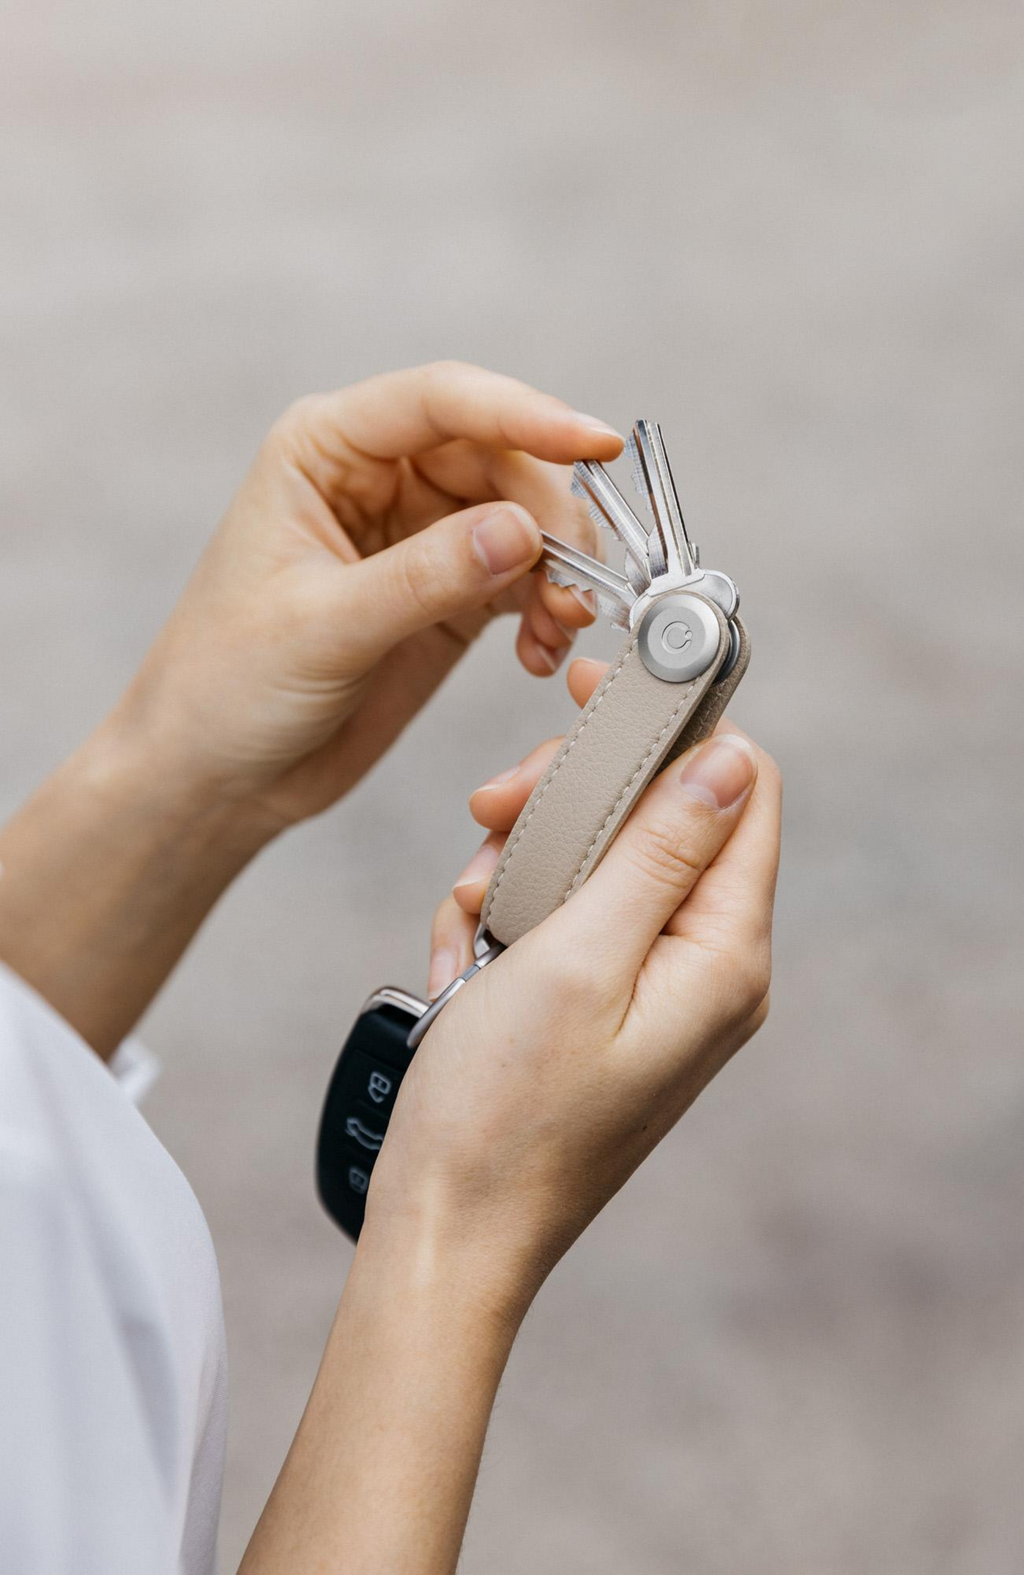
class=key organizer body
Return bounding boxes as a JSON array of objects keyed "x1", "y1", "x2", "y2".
[{"x1": 481, "y1": 601, "x2": 751, "y2": 947}]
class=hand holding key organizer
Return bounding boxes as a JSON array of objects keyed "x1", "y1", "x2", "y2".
[{"x1": 318, "y1": 421, "x2": 750, "y2": 1238}]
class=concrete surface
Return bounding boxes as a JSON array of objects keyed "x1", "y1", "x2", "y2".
[{"x1": 3, "y1": 3, "x2": 1024, "y2": 1570}]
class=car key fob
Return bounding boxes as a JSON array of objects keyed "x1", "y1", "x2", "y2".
[{"x1": 317, "y1": 988, "x2": 423, "y2": 1239}]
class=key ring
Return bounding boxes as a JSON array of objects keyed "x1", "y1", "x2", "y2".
[{"x1": 406, "y1": 927, "x2": 504, "y2": 1050}]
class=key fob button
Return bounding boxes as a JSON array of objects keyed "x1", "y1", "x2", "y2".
[
  {"x1": 347, "y1": 1051, "x2": 401, "y2": 1118},
  {"x1": 342, "y1": 1108, "x2": 388, "y2": 1153},
  {"x1": 343, "y1": 1158, "x2": 373, "y2": 1198}
]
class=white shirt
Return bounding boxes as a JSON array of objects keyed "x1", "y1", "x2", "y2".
[{"x1": 0, "y1": 963, "x2": 227, "y2": 1575}]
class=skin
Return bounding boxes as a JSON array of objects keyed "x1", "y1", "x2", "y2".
[{"x1": 0, "y1": 362, "x2": 781, "y2": 1575}]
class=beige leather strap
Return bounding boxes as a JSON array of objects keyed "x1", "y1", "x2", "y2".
[{"x1": 481, "y1": 609, "x2": 750, "y2": 947}]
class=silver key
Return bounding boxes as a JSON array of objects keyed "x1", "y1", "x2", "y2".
[
  {"x1": 541, "y1": 420, "x2": 740, "y2": 651},
  {"x1": 539, "y1": 531, "x2": 635, "y2": 630},
  {"x1": 570, "y1": 461, "x2": 651, "y2": 595},
  {"x1": 626, "y1": 419, "x2": 699, "y2": 583}
]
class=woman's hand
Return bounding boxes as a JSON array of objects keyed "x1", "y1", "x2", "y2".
[
  {"x1": 246, "y1": 663, "x2": 779, "y2": 1575},
  {"x1": 368, "y1": 657, "x2": 781, "y2": 1316},
  {"x1": 117, "y1": 361, "x2": 619, "y2": 827},
  {"x1": 0, "y1": 363, "x2": 619, "y2": 1055}
]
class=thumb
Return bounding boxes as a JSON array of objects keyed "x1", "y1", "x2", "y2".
[
  {"x1": 338, "y1": 501, "x2": 541, "y2": 661},
  {"x1": 562, "y1": 732, "x2": 759, "y2": 982}
]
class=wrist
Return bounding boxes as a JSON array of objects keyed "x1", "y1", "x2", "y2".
[
  {"x1": 357, "y1": 1179, "x2": 546, "y2": 1341},
  {"x1": 99, "y1": 692, "x2": 285, "y2": 856},
  {"x1": 0, "y1": 708, "x2": 279, "y2": 1056}
]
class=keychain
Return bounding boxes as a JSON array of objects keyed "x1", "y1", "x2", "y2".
[{"x1": 318, "y1": 421, "x2": 750, "y2": 1239}]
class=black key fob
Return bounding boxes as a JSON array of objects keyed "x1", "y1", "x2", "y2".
[{"x1": 316, "y1": 987, "x2": 425, "y2": 1240}]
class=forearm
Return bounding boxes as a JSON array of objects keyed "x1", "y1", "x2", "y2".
[
  {"x1": 240, "y1": 1211, "x2": 521, "y2": 1575},
  {"x1": 0, "y1": 711, "x2": 274, "y2": 1057}
]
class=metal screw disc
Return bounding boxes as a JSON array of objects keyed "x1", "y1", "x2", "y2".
[{"x1": 637, "y1": 593, "x2": 722, "y2": 683}]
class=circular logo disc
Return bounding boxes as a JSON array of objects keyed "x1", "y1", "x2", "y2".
[{"x1": 637, "y1": 593, "x2": 722, "y2": 683}]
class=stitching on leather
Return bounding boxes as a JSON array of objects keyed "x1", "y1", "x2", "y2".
[
  {"x1": 564, "y1": 672, "x2": 703, "y2": 897},
  {"x1": 483, "y1": 638, "x2": 637, "y2": 925}
]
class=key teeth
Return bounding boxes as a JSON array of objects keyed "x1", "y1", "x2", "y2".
[
  {"x1": 572, "y1": 465, "x2": 625, "y2": 543},
  {"x1": 624, "y1": 432, "x2": 649, "y2": 508},
  {"x1": 544, "y1": 564, "x2": 577, "y2": 590},
  {"x1": 570, "y1": 471, "x2": 600, "y2": 519},
  {"x1": 599, "y1": 594, "x2": 631, "y2": 629},
  {"x1": 544, "y1": 565, "x2": 631, "y2": 627},
  {"x1": 570, "y1": 459, "x2": 607, "y2": 497}
]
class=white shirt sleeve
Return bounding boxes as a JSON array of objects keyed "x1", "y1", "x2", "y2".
[{"x1": 0, "y1": 965, "x2": 227, "y2": 1575}]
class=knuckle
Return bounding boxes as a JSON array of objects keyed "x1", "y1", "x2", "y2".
[
  {"x1": 750, "y1": 992, "x2": 771, "y2": 1032},
  {"x1": 529, "y1": 928, "x2": 602, "y2": 1008},
  {"x1": 629, "y1": 816, "x2": 705, "y2": 892},
  {"x1": 543, "y1": 949, "x2": 595, "y2": 1003},
  {"x1": 393, "y1": 533, "x2": 443, "y2": 622},
  {"x1": 422, "y1": 358, "x2": 474, "y2": 384},
  {"x1": 269, "y1": 394, "x2": 321, "y2": 447},
  {"x1": 726, "y1": 942, "x2": 772, "y2": 1022}
]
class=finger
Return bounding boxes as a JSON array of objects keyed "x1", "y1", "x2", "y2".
[
  {"x1": 451, "y1": 834, "x2": 504, "y2": 914},
  {"x1": 298, "y1": 362, "x2": 623, "y2": 468},
  {"x1": 515, "y1": 617, "x2": 569, "y2": 678},
  {"x1": 416, "y1": 443, "x2": 599, "y2": 553},
  {"x1": 632, "y1": 757, "x2": 779, "y2": 1051},
  {"x1": 538, "y1": 576, "x2": 597, "y2": 632},
  {"x1": 398, "y1": 439, "x2": 600, "y2": 681},
  {"x1": 567, "y1": 656, "x2": 608, "y2": 708},
  {"x1": 522, "y1": 596, "x2": 577, "y2": 653},
  {"x1": 563, "y1": 733, "x2": 759, "y2": 981},
  {"x1": 517, "y1": 575, "x2": 596, "y2": 677},
  {"x1": 665, "y1": 727, "x2": 782, "y2": 947},
  {"x1": 515, "y1": 581, "x2": 594, "y2": 681},
  {"x1": 469, "y1": 736, "x2": 565, "y2": 830},
  {"x1": 416, "y1": 443, "x2": 599, "y2": 673},
  {"x1": 428, "y1": 897, "x2": 477, "y2": 999},
  {"x1": 338, "y1": 500, "x2": 542, "y2": 662}
]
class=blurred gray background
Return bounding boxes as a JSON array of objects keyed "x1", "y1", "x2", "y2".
[{"x1": 3, "y1": 2, "x2": 1024, "y2": 1570}]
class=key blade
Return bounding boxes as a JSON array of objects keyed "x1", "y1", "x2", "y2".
[
  {"x1": 569, "y1": 476, "x2": 648, "y2": 595},
  {"x1": 631, "y1": 419, "x2": 698, "y2": 581},
  {"x1": 570, "y1": 462, "x2": 651, "y2": 591},
  {"x1": 624, "y1": 431, "x2": 667, "y2": 578},
  {"x1": 540, "y1": 530, "x2": 635, "y2": 627}
]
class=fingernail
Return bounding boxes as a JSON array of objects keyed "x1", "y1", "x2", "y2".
[
  {"x1": 572, "y1": 412, "x2": 623, "y2": 440},
  {"x1": 472, "y1": 504, "x2": 537, "y2": 575},
  {"x1": 568, "y1": 585, "x2": 597, "y2": 616},
  {"x1": 537, "y1": 643, "x2": 566, "y2": 673},
  {"x1": 678, "y1": 734, "x2": 756, "y2": 810},
  {"x1": 453, "y1": 841, "x2": 500, "y2": 892},
  {"x1": 428, "y1": 948, "x2": 459, "y2": 1000},
  {"x1": 475, "y1": 764, "x2": 520, "y2": 792}
]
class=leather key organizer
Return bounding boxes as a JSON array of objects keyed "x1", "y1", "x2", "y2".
[
  {"x1": 318, "y1": 420, "x2": 750, "y2": 1239},
  {"x1": 481, "y1": 610, "x2": 749, "y2": 947}
]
